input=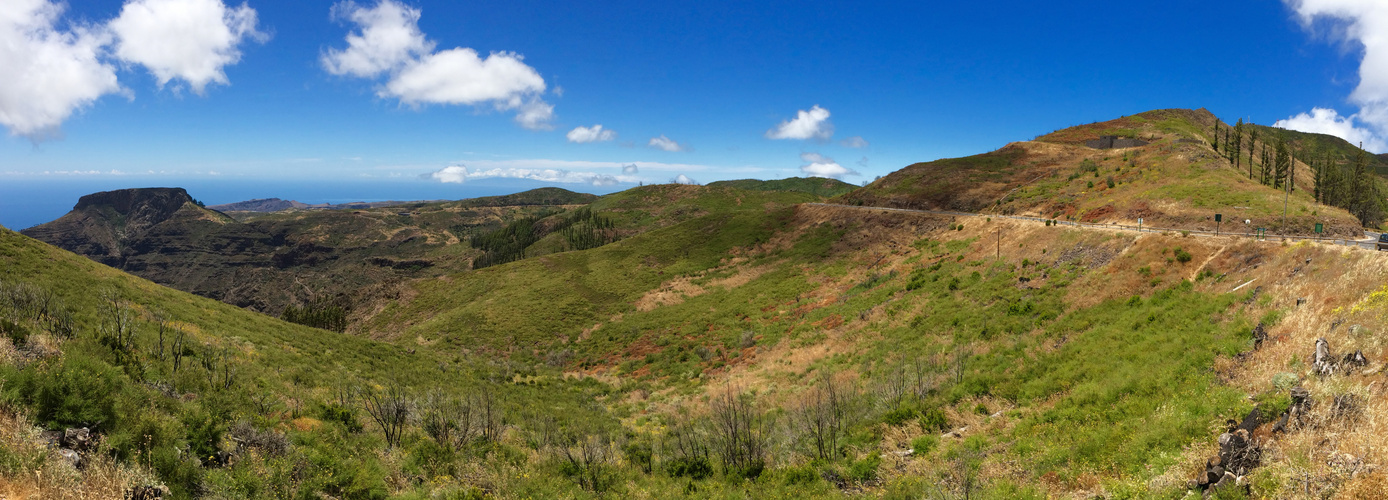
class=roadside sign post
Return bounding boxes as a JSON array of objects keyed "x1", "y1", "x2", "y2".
[
  {"x1": 1315, "y1": 223, "x2": 1323, "y2": 242},
  {"x1": 1138, "y1": 218, "x2": 1143, "y2": 232},
  {"x1": 1215, "y1": 213, "x2": 1222, "y2": 235}
]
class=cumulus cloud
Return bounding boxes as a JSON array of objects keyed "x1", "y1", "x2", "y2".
[
  {"x1": 649, "y1": 134, "x2": 685, "y2": 152},
  {"x1": 799, "y1": 152, "x2": 859, "y2": 179},
  {"x1": 841, "y1": 136, "x2": 869, "y2": 148},
  {"x1": 109, "y1": 0, "x2": 266, "y2": 94},
  {"x1": 1275, "y1": 107, "x2": 1387, "y2": 152},
  {"x1": 766, "y1": 105, "x2": 833, "y2": 141},
  {"x1": 321, "y1": 0, "x2": 427, "y2": 77},
  {"x1": 622, "y1": 164, "x2": 639, "y2": 174},
  {"x1": 324, "y1": 0, "x2": 553, "y2": 130},
  {"x1": 1282, "y1": 0, "x2": 1388, "y2": 152},
  {"x1": 567, "y1": 124, "x2": 616, "y2": 143},
  {"x1": 672, "y1": 174, "x2": 698, "y2": 185},
  {"x1": 424, "y1": 164, "x2": 637, "y2": 186},
  {"x1": 0, "y1": 0, "x2": 121, "y2": 139},
  {"x1": 1, "y1": 0, "x2": 264, "y2": 139}
]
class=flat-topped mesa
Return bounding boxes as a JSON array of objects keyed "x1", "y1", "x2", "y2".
[{"x1": 72, "y1": 187, "x2": 196, "y2": 221}]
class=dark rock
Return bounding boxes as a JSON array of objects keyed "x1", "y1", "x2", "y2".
[
  {"x1": 40, "y1": 430, "x2": 62, "y2": 448},
  {"x1": 56, "y1": 448, "x2": 81, "y2": 469},
  {"x1": 1272, "y1": 411, "x2": 1290, "y2": 434},
  {"x1": 128, "y1": 484, "x2": 169, "y2": 500},
  {"x1": 1252, "y1": 322, "x2": 1268, "y2": 349},
  {"x1": 1237, "y1": 407, "x2": 1261, "y2": 434},
  {"x1": 1218, "y1": 429, "x2": 1260, "y2": 475},
  {"x1": 62, "y1": 427, "x2": 91, "y2": 451},
  {"x1": 1314, "y1": 338, "x2": 1336, "y2": 376}
]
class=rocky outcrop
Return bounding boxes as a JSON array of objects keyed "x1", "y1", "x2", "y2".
[
  {"x1": 1190, "y1": 412, "x2": 1262, "y2": 497},
  {"x1": 1312, "y1": 337, "x2": 1367, "y2": 377}
]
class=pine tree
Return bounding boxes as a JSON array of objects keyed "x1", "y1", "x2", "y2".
[
  {"x1": 1273, "y1": 138, "x2": 1290, "y2": 189},
  {"x1": 1260, "y1": 143, "x2": 1273, "y2": 185},
  {"x1": 1212, "y1": 122, "x2": 1220, "y2": 151},
  {"x1": 1247, "y1": 127, "x2": 1259, "y2": 179},
  {"x1": 1288, "y1": 144, "x2": 1295, "y2": 192},
  {"x1": 1232, "y1": 119, "x2": 1244, "y2": 170},
  {"x1": 1313, "y1": 151, "x2": 1324, "y2": 204}
]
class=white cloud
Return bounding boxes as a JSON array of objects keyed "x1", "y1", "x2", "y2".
[
  {"x1": 1284, "y1": 0, "x2": 1388, "y2": 152},
  {"x1": 429, "y1": 165, "x2": 468, "y2": 183},
  {"x1": 325, "y1": 0, "x2": 552, "y2": 130},
  {"x1": 672, "y1": 174, "x2": 698, "y2": 185},
  {"x1": 766, "y1": 105, "x2": 833, "y2": 141},
  {"x1": 841, "y1": 136, "x2": 869, "y2": 148},
  {"x1": 567, "y1": 124, "x2": 616, "y2": 143},
  {"x1": 0, "y1": 0, "x2": 120, "y2": 139},
  {"x1": 622, "y1": 164, "x2": 638, "y2": 174},
  {"x1": 424, "y1": 164, "x2": 638, "y2": 186},
  {"x1": 109, "y1": 0, "x2": 265, "y2": 94},
  {"x1": 321, "y1": 0, "x2": 428, "y2": 77},
  {"x1": 1274, "y1": 107, "x2": 1387, "y2": 152},
  {"x1": 799, "y1": 152, "x2": 859, "y2": 179},
  {"x1": 510, "y1": 97, "x2": 553, "y2": 130},
  {"x1": 649, "y1": 134, "x2": 685, "y2": 152}
]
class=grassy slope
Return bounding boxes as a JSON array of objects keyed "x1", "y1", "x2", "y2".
[
  {"x1": 518, "y1": 183, "x2": 824, "y2": 260},
  {"x1": 362, "y1": 197, "x2": 1287, "y2": 496},
  {"x1": 839, "y1": 108, "x2": 1364, "y2": 236},
  {"x1": 706, "y1": 177, "x2": 860, "y2": 198},
  {"x1": 0, "y1": 227, "x2": 611, "y2": 499}
]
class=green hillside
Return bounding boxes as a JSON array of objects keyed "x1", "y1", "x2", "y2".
[
  {"x1": 0, "y1": 227, "x2": 613, "y2": 499},
  {"x1": 706, "y1": 177, "x2": 860, "y2": 197}
]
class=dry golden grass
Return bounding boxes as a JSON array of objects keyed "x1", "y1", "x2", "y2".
[{"x1": 0, "y1": 409, "x2": 157, "y2": 500}]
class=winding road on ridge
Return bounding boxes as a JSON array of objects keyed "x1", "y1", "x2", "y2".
[{"x1": 805, "y1": 203, "x2": 1384, "y2": 251}]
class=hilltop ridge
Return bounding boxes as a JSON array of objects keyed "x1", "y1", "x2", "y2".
[{"x1": 839, "y1": 108, "x2": 1371, "y2": 236}]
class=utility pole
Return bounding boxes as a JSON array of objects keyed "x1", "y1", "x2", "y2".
[{"x1": 996, "y1": 227, "x2": 1001, "y2": 260}]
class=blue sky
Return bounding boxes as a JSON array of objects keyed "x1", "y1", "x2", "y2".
[{"x1": 2, "y1": 0, "x2": 1387, "y2": 212}]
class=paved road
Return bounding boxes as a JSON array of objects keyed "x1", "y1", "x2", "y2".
[{"x1": 806, "y1": 203, "x2": 1384, "y2": 251}]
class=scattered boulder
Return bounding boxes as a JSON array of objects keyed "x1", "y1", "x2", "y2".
[
  {"x1": 62, "y1": 427, "x2": 91, "y2": 451},
  {"x1": 128, "y1": 484, "x2": 169, "y2": 500},
  {"x1": 1273, "y1": 386, "x2": 1314, "y2": 434},
  {"x1": 1314, "y1": 338, "x2": 1335, "y2": 376},
  {"x1": 1312, "y1": 338, "x2": 1369, "y2": 377},
  {"x1": 56, "y1": 448, "x2": 82, "y2": 469},
  {"x1": 1252, "y1": 323, "x2": 1268, "y2": 350},
  {"x1": 1192, "y1": 411, "x2": 1261, "y2": 497}
]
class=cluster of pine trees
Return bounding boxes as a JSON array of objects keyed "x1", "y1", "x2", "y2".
[
  {"x1": 281, "y1": 299, "x2": 349, "y2": 332},
  {"x1": 470, "y1": 207, "x2": 618, "y2": 269},
  {"x1": 1213, "y1": 120, "x2": 1384, "y2": 226}
]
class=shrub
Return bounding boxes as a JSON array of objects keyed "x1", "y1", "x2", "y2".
[
  {"x1": 910, "y1": 434, "x2": 939, "y2": 454},
  {"x1": 1106, "y1": 176, "x2": 1116, "y2": 189},
  {"x1": 918, "y1": 408, "x2": 948, "y2": 433},
  {"x1": 623, "y1": 440, "x2": 654, "y2": 474},
  {"x1": 882, "y1": 407, "x2": 916, "y2": 427},
  {"x1": 14, "y1": 355, "x2": 122, "y2": 429},
  {"x1": 666, "y1": 457, "x2": 714, "y2": 480},
  {"x1": 1173, "y1": 247, "x2": 1193, "y2": 263},
  {"x1": 847, "y1": 454, "x2": 881, "y2": 482},
  {"x1": 319, "y1": 402, "x2": 364, "y2": 433},
  {"x1": 782, "y1": 464, "x2": 820, "y2": 486}
]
